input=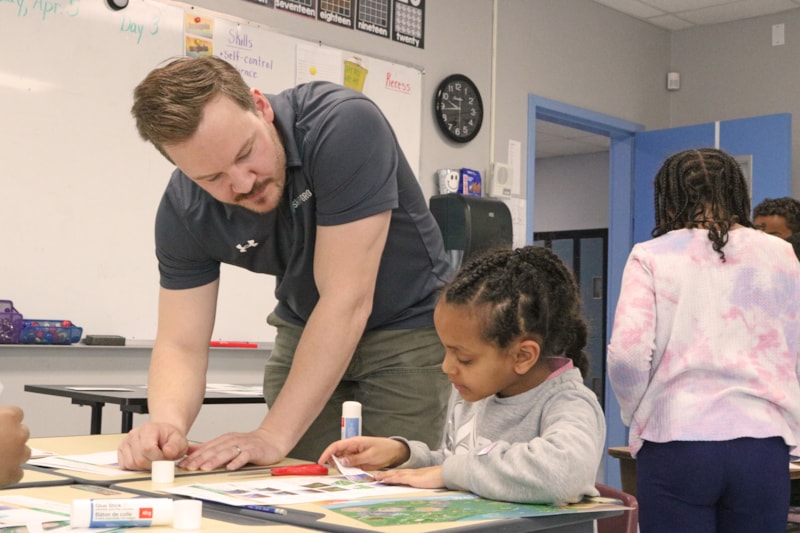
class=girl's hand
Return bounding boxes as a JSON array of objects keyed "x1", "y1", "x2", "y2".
[
  {"x1": 318, "y1": 436, "x2": 409, "y2": 471},
  {"x1": 373, "y1": 465, "x2": 445, "y2": 489}
]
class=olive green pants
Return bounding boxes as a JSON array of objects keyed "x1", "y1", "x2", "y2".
[{"x1": 263, "y1": 312, "x2": 451, "y2": 461}]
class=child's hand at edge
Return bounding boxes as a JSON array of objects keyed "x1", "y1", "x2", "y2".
[
  {"x1": 373, "y1": 465, "x2": 445, "y2": 489},
  {"x1": 318, "y1": 436, "x2": 410, "y2": 471}
]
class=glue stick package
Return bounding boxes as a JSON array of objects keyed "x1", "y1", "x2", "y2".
[{"x1": 71, "y1": 498, "x2": 173, "y2": 528}]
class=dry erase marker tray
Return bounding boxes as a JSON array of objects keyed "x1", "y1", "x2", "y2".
[
  {"x1": 0, "y1": 300, "x2": 23, "y2": 344},
  {"x1": 19, "y1": 319, "x2": 83, "y2": 345}
]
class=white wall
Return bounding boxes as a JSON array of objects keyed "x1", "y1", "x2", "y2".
[
  {"x1": 534, "y1": 152, "x2": 610, "y2": 232},
  {"x1": 669, "y1": 9, "x2": 800, "y2": 197}
]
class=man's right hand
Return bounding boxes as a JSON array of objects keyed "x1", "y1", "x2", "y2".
[{"x1": 117, "y1": 421, "x2": 189, "y2": 471}]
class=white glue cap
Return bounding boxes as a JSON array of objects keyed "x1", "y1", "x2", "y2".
[
  {"x1": 151, "y1": 460, "x2": 175, "y2": 484},
  {"x1": 342, "y1": 401, "x2": 361, "y2": 418},
  {"x1": 172, "y1": 499, "x2": 203, "y2": 530}
]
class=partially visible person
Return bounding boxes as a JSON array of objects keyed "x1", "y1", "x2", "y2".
[
  {"x1": 753, "y1": 196, "x2": 800, "y2": 260},
  {"x1": 319, "y1": 246, "x2": 606, "y2": 505},
  {"x1": 0, "y1": 405, "x2": 31, "y2": 487},
  {"x1": 608, "y1": 148, "x2": 800, "y2": 533},
  {"x1": 787, "y1": 232, "x2": 800, "y2": 260},
  {"x1": 752, "y1": 196, "x2": 800, "y2": 239},
  {"x1": 116, "y1": 56, "x2": 453, "y2": 472}
]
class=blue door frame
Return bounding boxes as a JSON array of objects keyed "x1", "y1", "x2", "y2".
[{"x1": 528, "y1": 95, "x2": 644, "y2": 488}]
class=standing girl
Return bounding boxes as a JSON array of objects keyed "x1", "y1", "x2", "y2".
[
  {"x1": 608, "y1": 148, "x2": 800, "y2": 532},
  {"x1": 319, "y1": 246, "x2": 606, "y2": 505}
]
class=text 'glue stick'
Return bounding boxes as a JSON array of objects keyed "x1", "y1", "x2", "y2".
[
  {"x1": 341, "y1": 401, "x2": 362, "y2": 439},
  {"x1": 71, "y1": 498, "x2": 173, "y2": 528}
]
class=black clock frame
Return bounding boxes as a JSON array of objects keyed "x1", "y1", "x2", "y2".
[{"x1": 434, "y1": 74, "x2": 484, "y2": 143}]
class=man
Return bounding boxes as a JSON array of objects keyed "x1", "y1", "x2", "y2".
[
  {"x1": 117, "y1": 56, "x2": 453, "y2": 471},
  {"x1": 753, "y1": 196, "x2": 800, "y2": 260}
]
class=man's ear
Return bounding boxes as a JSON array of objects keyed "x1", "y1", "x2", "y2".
[
  {"x1": 514, "y1": 339, "x2": 541, "y2": 375},
  {"x1": 251, "y1": 89, "x2": 274, "y2": 122}
]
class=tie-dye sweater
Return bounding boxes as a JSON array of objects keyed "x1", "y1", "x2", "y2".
[{"x1": 608, "y1": 227, "x2": 800, "y2": 458}]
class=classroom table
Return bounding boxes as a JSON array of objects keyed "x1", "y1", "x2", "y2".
[
  {"x1": 607, "y1": 445, "x2": 800, "y2": 496},
  {"x1": 22, "y1": 433, "x2": 284, "y2": 487},
  {"x1": 8, "y1": 467, "x2": 74, "y2": 489},
  {"x1": 114, "y1": 473, "x2": 625, "y2": 532},
  {"x1": 24, "y1": 383, "x2": 264, "y2": 434},
  {"x1": 0, "y1": 483, "x2": 310, "y2": 532},
  {"x1": 9, "y1": 433, "x2": 626, "y2": 532}
]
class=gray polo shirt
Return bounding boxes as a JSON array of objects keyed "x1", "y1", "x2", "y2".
[{"x1": 154, "y1": 81, "x2": 453, "y2": 331}]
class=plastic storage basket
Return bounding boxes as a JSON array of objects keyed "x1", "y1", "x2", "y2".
[
  {"x1": 0, "y1": 301, "x2": 23, "y2": 344},
  {"x1": 19, "y1": 319, "x2": 83, "y2": 345}
]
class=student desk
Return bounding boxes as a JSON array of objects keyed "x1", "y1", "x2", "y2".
[
  {"x1": 13, "y1": 433, "x2": 624, "y2": 532},
  {"x1": 24, "y1": 383, "x2": 264, "y2": 434},
  {"x1": 0, "y1": 484, "x2": 309, "y2": 532},
  {"x1": 24, "y1": 433, "x2": 284, "y2": 487},
  {"x1": 608, "y1": 445, "x2": 800, "y2": 496},
  {"x1": 9, "y1": 468, "x2": 74, "y2": 489},
  {"x1": 114, "y1": 473, "x2": 623, "y2": 533}
]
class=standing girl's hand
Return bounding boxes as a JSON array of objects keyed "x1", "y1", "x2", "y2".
[
  {"x1": 373, "y1": 465, "x2": 445, "y2": 489},
  {"x1": 318, "y1": 436, "x2": 410, "y2": 471}
]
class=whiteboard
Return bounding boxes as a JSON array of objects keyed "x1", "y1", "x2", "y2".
[{"x1": 0, "y1": 0, "x2": 422, "y2": 341}]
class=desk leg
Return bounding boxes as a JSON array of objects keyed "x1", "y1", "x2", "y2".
[
  {"x1": 121, "y1": 411, "x2": 133, "y2": 433},
  {"x1": 89, "y1": 405, "x2": 103, "y2": 435}
]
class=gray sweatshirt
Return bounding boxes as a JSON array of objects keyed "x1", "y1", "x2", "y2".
[{"x1": 395, "y1": 358, "x2": 606, "y2": 505}]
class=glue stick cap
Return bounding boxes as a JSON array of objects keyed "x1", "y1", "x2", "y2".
[
  {"x1": 342, "y1": 401, "x2": 361, "y2": 418},
  {"x1": 151, "y1": 460, "x2": 175, "y2": 484},
  {"x1": 172, "y1": 499, "x2": 203, "y2": 530},
  {"x1": 70, "y1": 499, "x2": 92, "y2": 528}
]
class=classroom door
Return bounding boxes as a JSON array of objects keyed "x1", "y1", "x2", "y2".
[{"x1": 632, "y1": 113, "x2": 791, "y2": 244}]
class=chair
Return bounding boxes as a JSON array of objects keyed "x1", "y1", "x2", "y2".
[{"x1": 595, "y1": 482, "x2": 638, "y2": 533}]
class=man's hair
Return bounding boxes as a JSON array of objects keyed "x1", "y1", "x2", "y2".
[
  {"x1": 752, "y1": 197, "x2": 800, "y2": 234},
  {"x1": 131, "y1": 56, "x2": 255, "y2": 160},
  {"x1": 651, "y1": 148, "x2": 752, "y2": 262}
]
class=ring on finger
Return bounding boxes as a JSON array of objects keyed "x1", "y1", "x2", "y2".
[{"x1": 234, "y1": 445, "x2": 242, "y2": 456}]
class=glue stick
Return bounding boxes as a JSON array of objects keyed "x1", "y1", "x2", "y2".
[
  {"x1": 71, "y1": 498, "x2": 174, "y2": 528},
  {"x1": 341, "y1": 401, "x2": 362, "y2": 439}
]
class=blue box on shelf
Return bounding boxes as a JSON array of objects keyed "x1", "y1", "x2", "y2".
[
  {"x1": 19, "y1": 319, "x2": 83, "y2": 345},
  {"x1": 0, "y1": 301, "x2": 23, "y2": 344}
]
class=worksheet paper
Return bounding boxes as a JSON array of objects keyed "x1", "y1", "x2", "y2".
[
  {"x1": 166, "y1": 475, "x2": 433, "y2": 506},
  {"x1": 27, "y1": 451, "x2": 127, "y2": 477}
]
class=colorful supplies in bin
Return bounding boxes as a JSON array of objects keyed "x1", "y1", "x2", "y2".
[
  {"x1": 0, "y1": 301, "x2": 23, "y2": 344},
  {"x1": 20, "y1": 319, "x2": 83, "y2": 345}
]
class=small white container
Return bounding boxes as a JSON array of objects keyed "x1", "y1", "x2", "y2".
[
  {"x1": 173, "y1": 499, "x2": 203, "y2": 530},
  {"x1": 341, "y1": 401, "x2": 362, "y2": 439},
  {"x1": 151, "y1": 460, "x2": 175, "y2": 484},
  {"x1": 71, "y1": 498, "x2": 173, "y2": 528}
]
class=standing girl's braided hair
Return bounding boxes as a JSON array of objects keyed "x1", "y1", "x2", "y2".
[
  {"x1": 442, "y1": 246, "x2": 590, "y2": 378},
  {"x1": 652, "y1": 147, "x2": 753, "y2": 262}
]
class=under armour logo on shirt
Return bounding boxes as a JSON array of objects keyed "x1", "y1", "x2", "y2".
[{"x1": 236, "y1": 240, "x2": 259, "y2": 253}]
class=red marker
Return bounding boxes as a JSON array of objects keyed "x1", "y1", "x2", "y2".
[{"x1": 209, "y1": 341, "x2": 258, "y2": 348}]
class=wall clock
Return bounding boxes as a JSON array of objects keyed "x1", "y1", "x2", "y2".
[{"x1": 434, "y1": 74, "x2": 484, "y2": 143}]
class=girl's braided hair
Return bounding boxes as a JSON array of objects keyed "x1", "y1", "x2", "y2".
[{"x1": 442, "y1": 246, "x2": 590, "y2": 378}]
